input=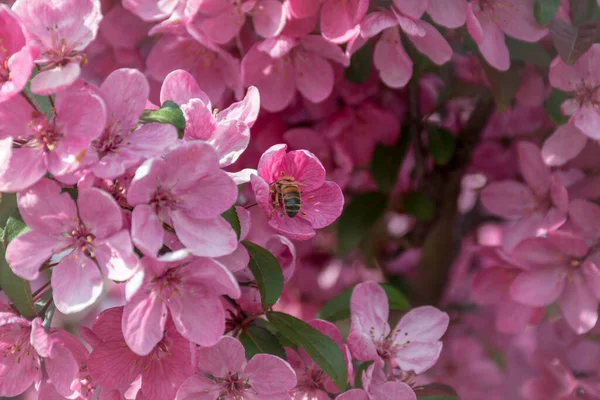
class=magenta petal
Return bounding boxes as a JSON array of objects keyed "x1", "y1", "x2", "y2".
[
  {"x1": 335, "y1": 389, "x2": 369, "y2": 400},
  {"x1": 509, "y1": 266, "x2": 566, "y2": 306},
  {"x1": 281, "y1": 150, "x2": 326, "y2": 191},
  {"x1": 374, "y1": 28, "x2": 413, "y2": 88},
  {"x1": 480, "y1": 181, "x2": 536, "y2": 218},
  {"x1": 405, "y1": 20, "x2": 452, "y2": 65},
  {"x1": 300, "y1": 181, "x2": 344, "y2": 229},
  {"x1": 393, "y1": 0, "x2": 427, "y2": 19},
  {"x1": 160, "y1": 69, "x2": 211, "y2": 107},
  {"x1": 253, "y1": 0, "x2": 286, "y2": 38},
  {"x1": 350, "y1": 282, "x2": 390, "y2": 340},
  {"x1": 45, "y1": 345, "x2": 80, "y2": 397},
  {"x1": 475, "y1": 14, "x2": 509, "y2": 71},
  {"x1": 52, "y1": 253, "x2": 104, "y2": 314},
  {"x1": 176, "y1": 375, "x2": 221, "y2": 400},
  {"x1": 559, "y1": 272, "x2": 599, "y2": 334},
  {"x1": 197, "y1": 336, "x2": 247, "y2": 377},
  {"x1": 169, "y1": 293, "x2": 225, "y2": 347},
  {"x1": 294, "y1": 52, "x2": 334, "y2": 104},
  {"x1": 370, "y1": 382, "x2": 417, "y2": 400},
  {"x1": 426, "y1": 0, "x2": 467, "y2": 28},
  {"x1": 88, "y1": 341, "x2": 142, "y2": 389},
  {"x1": 320, "y1": 0, "x2": 367, "y2": 43},
  {"x1": 131, "y1": 205, "x2": 164, "y2": 258},
  {"x1": 95, "y1": 230, "x2": 139, "y2": 282},
  {"x1": 245, "y1": 354, "x2": 297, "y2": 394},
  {"x1": 171, "y1": 211, "x2": 238, "y2": 257},
  {"x1": 573, "y1": 104, "x2": 600, "y2": 140},
  {"x1": 122, "y1": 287, "x2": 167, "y2": 356},
  {"x1": 268, "y1": 212, "x2": 316, "y2": 240},
  {"x1": 209, "y1": 121, "x2": 251, "y2": 167},
  {"x1": 542, "y1": 124, "x2": 587, "y2": 166},
  {"x1": 517, "y1": 141, "x2": 552, "y2": 198},
  {"x1": 0, "y1": 147, "x2": 46, "y2": 192}
]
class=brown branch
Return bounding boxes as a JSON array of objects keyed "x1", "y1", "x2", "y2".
[
  {"x1": 411, "y1": 93, "x2": 495, "y2": 306},
  {"x1": 408, "y1": 82, "x2": 425, "y2": 187}
]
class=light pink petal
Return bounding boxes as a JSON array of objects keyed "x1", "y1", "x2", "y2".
[
  {"x1": 0, "y1": 147, "x2": 46, "y2": 192},
  {"x1": 281, "y1": 149, "x2": 327, "y2": 191},
  {"x1": 268, "y1": 211, "x2": 316, "y2": 240},
  {"x1": 78, "y1": 188, "x2": 122, "y2": 239},
  {"x1": 374, "y1": 28, "x2": 413, "y2": 88},
  {"x1": 509, "y1": 266, "x2": 566, "y2": 306},
  {"x1": 294, "y1": 51, "x2": 334, "y2": 104},
  {"x1": 426, "y1": 0, "x2": 467, "y2": 28},
  {"x1": 127, "y1": 122, "x2": 178, "y2": 158},
  {"x1": 394, "y1": 341, "x2": 443, "y2": 374},
  {"x1": 559, "y1": 272, "x2": 599, "y2": 334},
  {"x1": 360, "y1": 11, "x2": 398, "y2": 38},
  {"x1": 175, "y1": 375, "x2": 220, "y2": 400},
  {"x1": 300, "y1": 181, "x2": 344, "y2": 229},
  {"x1": 480, "y1": 181, "x2": 536, "y2": 218},
  {"x1": 122, "y1": 288, "x2": 167, "y2": 356},
  {"x1": 287, "y1": 0, "x2": 321, "y2": 18},
  {"x1": 0, "y1": 48, "x2": 34, "y2": 103},
  {"x1": 52, "y1": 253, "x2": 103, "y2": 314},
  {"x1": 6, "y1": 231, "x2": 67, "y2": 280},
  {"x1": 131, "y1": 205, "x2": 164, "y2": 257},
  {"x1": 350, "y1": 282, "x2": 390, "y2": 339},
  {"x1": 465, "y1": 3, "x2": 484, "y2": 43},
  {"x1": 299, "y1": 35, "x2": 350, "y2": 66},
  {"x1": 573, "y1": 104, "x2": 600, "y2": 140},
  {"x1": 0, "y1": 137, "x2": 10, "y2": 176},
  {"x1": 187, "y1": 258, "x2": 241, "y2": 298},
  {"x1": 542, "y1": 124, "x2": 587, "y2": 166},
  {"x1": 471, "y1": 267, "x2": 514, "y2": 304},
  {"x1": 169, "y1": 293, "x2": 224, "y2": 347},
  {"x1": 582, "y1": 260, "x2": 600, "y2": 299},
  {"x1": 257, "y1": 144, "x2": 287, "y2": 182},
  {"x1": 258, "y1": 36, "x2": 298, "y2": 58},
  {"x1": 569, "y1": 199, "x2": 600, "y2": 238},
  {"x1": 512, "y1": 237, "x2": 565, "y2": 266},
  {"x1": 161, "y1": 141, "x2": 221, "y2": 190},
  {"x1": 122, "y1": 0, "x2": 177, "y2": 21},
  {"x1": 160, "y1": 69, "x2": 211, "y2": 107},
  {"x1": 197, "y1": 336, "x2": 246, "y2": 377},
  {"x1": 30, "y1": 63, "x2": 81, "y2": 95},
  {"x1": 475, "y1": 14, "x2": 510, "y2": 71},
  {"x1": 181, "y1": 99, "x2": 217, "y2": 141},
  {"x1": 88, "y1": 341, "x2": 142, "y2": 389},
  {"x1": 496, "y1": 300, "x2": 542, "y2": 333},
  {"x1": 245, "y1": 354, "x2": 297, "y2": 394},
  {"x1": 546, "y1": 230, "x2": 588, "y2": 258},
  {"x1": 495, "y1": 0, "x2": 548, "y2": 42},
  {"x1": 549, "y1": 58, "x2": 582, "y2": 92},
  {"x1": 219, "y1": 87, "x2": 260, "y2": 129},
  {"x1": 100, "y1": 68, "x2": 149, "y2": 130},
  {"x1": 405, "y1": 20, "x2": 452, "y2": 65},
  {"x1": 394, "y1": 9, "x2": 426, "y2": 36},
  {"x1": 171, "y1": 211, "x2": 238, "y2": 257},
  {"x1": 370, "y1": 382, "x2": 417, "y2": 400},
  {"x1": 210, "y1": 121, "x2": 251, "y2": 167},
  {"x1": 320, "y1": 0, "x2": 368, "y2": 43},
  {"x1": 95, "y1": 230, "x2": 139, "y2": 282},
  {"x1": 394, "y1": 306, "x2": 449, "y2": 343},
  {"x1": 253, "y1": 0, "x2": 286, "y2": 38},
  {"x1": 199, "y1": 6, "x2": 244, "y2": 44},
  {"x1": 393, "y1": 0, "x2": 428, "y2": 19},
  {"x1": 45, "y1": 345, "x2": 80, "y2": 397},
  {"x1": 517, "y1": 141, "x2": 552, "y2": 198},
  {"x1": 177, "y1": 170, "x2": 238, "y2": 219}
]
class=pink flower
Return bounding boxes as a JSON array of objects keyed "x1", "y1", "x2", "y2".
[
  {"x1": 123, "y1": 0, "x2": 184, "y2": 21},
  {"x1": 6, "y1": 179, "x2": 138, "y2": 313},
  {"x1": 160, "y1": 69, "x2": 260, "y2": 167},
  {"x1": 12, "y1": 0, "x2": 102, "y2": 94},
  {"x1": 0, "y1": 87, "x2": 106, "y2": 192},
  {"x1": 466, "y1": 0, "x2": 547, "y2": 71},
  {"x1": 87, "y1": 307, "x2": 195, "y2": 400},
  {"x1": 127, "y1": 141, "x2": 239, "y2": 258},
  {"x1": 542, "y1": 124, "x2": 587, "y2": 167},
  {"x1": 509, "y1": 232, "x2": 600, "y2": 334},
  {"x1": 176, "y1": 335, "x2": 297, "y2": 400},
  {"x1": 0, "y1": 5, "x2": 35, "y2": 103},
  {"x1": 320, "y1": 0, "x2": 369, "y2": 43},
  {"x1": 122, "y1": 256, "x2": 240, "y2": 355},
  {"x1": 85, "y1": 68, "x2": 178, "y2": 179},
  {"x1": 335, "y1": 361, "x2": 416, "y2": 400},
  {"x1": 480, "y1": 141, "x2": 568, "y2": 252},
  {"x1": 549, "y1": 44, "x2": 600, "y2": 140},
  {"x1": 242, "y1": 35, "x2": 350, "y2": 112},
  {"x1": 190, "y1": 0, "x2": 286, "y2": 44},
  {"x1": 347, "y1": 281, "x2": 449, "y2": 374},
  {"x1": 288, "y1": 319, "x2": 352, "y2": 399},
  {"x1": 250, "y1": 144, "x2": 344, "y2": 241}
]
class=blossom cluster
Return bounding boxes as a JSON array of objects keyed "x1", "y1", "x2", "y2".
[{"x1": 1, "y1": 0, "x2": 600, "y2": 399}]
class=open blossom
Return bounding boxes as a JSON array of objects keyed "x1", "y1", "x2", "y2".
[
  {"x1": 85, "y1": 68, "x2": 178, "y2": 179},
  {"x1": 242, "y1": 35, "x2": 350, "y2": 112},
  {"x1": 12, "y1": 0, "x2": 102, "y2": 94},
  {"x1": 87, "y1": 307, "x2": 194, "y2": 400},
  {"x1": 480, "y1": 142, "x2": 568, "y2": 252},
  {"x1": 6, "y1": 179, "x2": 138, "y2": 313},
  {"x1": 347, "y1": 281, "x2": 449, "y2": 374},
  {"x1": 176, "y1": 335, "x2": 297, "y2": 400},
  {"x1": 160, "y1": 69, "x2": 260, "y2": 167},
  {"x1": 335, "y1": 361, "x2": 416, "y2": 400},
  {"x1": 250, "y1": 144, "x2": 344, "y2": 241},
  {"x1": 128, "y1": 140, "x2": 239, "y2": 258},
  {"x1": 0, "y1": 5, "x2": 35, "y2": 103},
  {"x1": 466, "y1": 0, "x2": 547, "y2": 71},
  {"x1": 549, "y1": 45, "x2": 600, "y2": 141},
  {"x1": 0, "y1": 88, "x2": 106, "y2": 192},
  {"x1": 122, "y1": 256, "x2": 241, "y2": 355}
]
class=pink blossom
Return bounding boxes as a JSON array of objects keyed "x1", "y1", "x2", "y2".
[
  {"x1": 335, "y1": 361, "x2": 416, "y2": 400},
  {"x1": 480, "y1": 142, "x2": 568, "y2": 252},
  {"x1": 542, "y1": 124, "x2": 587, "y2": 167},
  {"x1": 242, "y1": 35, "x2": 350, "y2": 112},
  {"x1": 190, "y1": 0, "x2": 286, "y2": 44},
  {"x1": 87, "y1": 307, "x2": 195, "y2": 400},
  {"x1": 127, "y1": 141, "x2": 239, "y2": 258},
  {"x1": 0, "y1": 87, "x2": 106, "y2": 192},
  {"x1": 509, "y1": 232, "x2": 600, "y2": 334},
  {"x1": 122, "y1": 0, "x2": 184, "y2": 21},
  {"x1": 122, "y1": 256, "x2": 240, "y2": 355},
  {"x1": 466, "y1": 0, "x2": 547, "y2": 71},
  {"x1": 320, "y1": 0, "x2": 369, "y2": 44},
  {"x1": 12, "y1": 0, "x2": 102, "y2": 94},
  {"x1": 347, "y1": 281, "x2": 449, "y2": 374},
  {"x1": 6, "y1": 179, "x2": 138, "y2": 313},
  {"x1": 0, "y1": 5, "x2": 35, "y2": 103},
  {"x1": 160, "y1": 69, "x2": 260, "y2": 167},
  {"x1": 250, "y1": 144, "x2": 344, "y2": 241},
  {"x1": 549, "y1": 44, "x2": 600, "y2": 140},
  {"x1": 176, "y1": 335, "x2": 297, "y2": 400}
]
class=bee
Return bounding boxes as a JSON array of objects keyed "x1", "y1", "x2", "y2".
[{"x1": 270, "y1": 174, "x2": 303, "y2": 218}]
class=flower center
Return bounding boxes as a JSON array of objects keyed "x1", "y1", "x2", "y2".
[
  {"x1": 93, "y1": 121, "x2": 125, "y2": 157},
  {"x1": 0, "y1": 326, "x2": 38, "y2": 366},
  {"x1": 575, "y1": 83, "x2": 600, "y2": 107},
  {"x1": 151, "y1": 267, "x2": 185, "y2": 301},
  {"x1": 151, "y1": 185, "x2": 182, "y2": 217},
  {"x1": 68, "y1": 220, "x2": 96, "y2": 258},
  {"x1": 296, "y1": 368, "x2": 326, "y2": 394},
  {"x1": 13, "y1": 112, "x2": 63, "y2": 153},
  {"x1": 41, "y1": 36, "x2": 85, "y2": 70},
  {"x1": 215, "y1": 373, "x2": 251, "y2": 398}
]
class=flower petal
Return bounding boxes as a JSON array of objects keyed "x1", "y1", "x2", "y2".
[
  {"x1": 52, "y1": 253, "x2": 103, "y2": 314},
  {"x1": 245, "y1": 354, "x2": 297, "y2": 394}
]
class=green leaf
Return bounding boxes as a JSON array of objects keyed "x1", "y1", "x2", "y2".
[
  {"x1": 267, "y1": 311, "x2": 348, "y2": 391},
  {"x1": 239, "y1": 324, "x2": 287, "y2": 360},
  {"x1": 0, "y1": 217, "x2": 36, "y2": 319},
  {"x1": 417, "y1": 397, "x2": 460, "y2": 400},
  {"x1": 37, "y1": 290, "x2": 55, "y2": 331},
  {"x1": 481, "y1": 60, "x2": 525, "y2": 111},
  {"x1": 345, "y1": 41, "x2": 373, "y2": 84},
  {"x1": 427, "y1": 127, "x2": 456, "y2": 166},
  {"x1": 222, "y1": 207, "x2": 241, "y2": 241},
  {"x1": 241, "y1": 241, "x2": 284, "y2": 309},
  {"x1": 534, "y1": 0, "x2": 561, "y2": 25},
  {"x1": 370, "y1": 132, "x2": 411, "y2": 193},
  {"x1": 550, "y1": 19, "x2": 600, "y2": 65},
  {"x1": 505, "y1": 37, "x2": 552, "y2": 68},
  {"x1": 545, "y1": 89, "x2": 571, "y2": 124},
  {"x1": 316, "y1": 283, "x2": 410, "y2": 322},
  {"x1": 353, "y1": 361, "x2": 373, "y2": 388},
  {"x1": 569, "y1": 0, "x2": 600, "y2": 26},
  {"x1": 139, "y1": 100, "x2": 186, "y2": 138},
  {"x1": 403, "y1": 191, "x2": 435, "y2": 221},
  {"x1": 337, "y1": 192, "x2": 387, "y2": 254}
]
